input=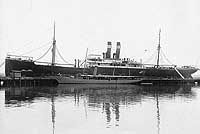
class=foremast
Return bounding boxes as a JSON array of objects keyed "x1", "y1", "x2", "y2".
[
  {"x1": 156, "y1": 29, "x2": 161, "y2": 68},
  {"x1": 52, "y1": 22, "x2": 56, "y2": 66}
]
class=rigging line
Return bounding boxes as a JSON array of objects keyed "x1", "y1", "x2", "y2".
[
  {"x1": 159, "y1": 51, "x2": 165, "y2": 65},
  {"x1": 79, "y1": 49, "x2": 89, "y2": 67},
  {"x1": 84, "y1": 48, "x2": 88, "y2": 68},
  {"x1": 20, "y1": 41, "x2": 52, "y2": 56},
  {"x1": 153, "y1": 52, "x2": 158, "y2": 65},
  {"x1": 80, "y1": 60, "x2": 86, "y2": 67},
  {"x1": 160, "y1": 49, "x2": 174, "y2": 65},
  {"x1": 56, "y1": 47, "x2": 70, "y2": 64},
  {"x1": 160, "y1": 52, "x2": 166, "y2": 65},
  {"x1": 34, "y1": 44, "x2": 52, "y2": 61},
  {"x1": 0, "y1": 62, "x2": 5, "y2": 68},
  {"x1": 143, "y1": 50, "x2": 157, "y2": 63}
]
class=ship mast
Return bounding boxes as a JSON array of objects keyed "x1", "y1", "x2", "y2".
[
  {"x1": 52, "y1": 22, "x2": 56, "y2": 66},
  {"x1": 156, "y1": 29, "x2": 161, "y2": 68}
]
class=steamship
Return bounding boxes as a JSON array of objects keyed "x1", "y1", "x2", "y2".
[{"x1": 5, "y1": 26, "x2": 198, "y2": 84}]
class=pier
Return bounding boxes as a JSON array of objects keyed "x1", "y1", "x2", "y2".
[
  {"x1": 0, "y1": 77, "x2": 58, "y2": 87},
  {"x1": 1, "y1": 76, "x2": 200, "y2": 87},
  {"x1": 138, "y1": 78, "x2": 200, "y2": 86}
]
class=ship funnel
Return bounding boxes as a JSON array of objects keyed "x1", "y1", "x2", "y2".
[
  {"x1": 106, "y1": 41, "x2": 112, "y2": 59},
  {"x1": 116, "y1": 42, "x2": 121, "y2": 60}
]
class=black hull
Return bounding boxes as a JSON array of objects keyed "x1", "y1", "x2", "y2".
[
  {"x1": 5, "y1": 58, "x2": 198, "y2": 79},
  {"x1": 92, "y1": 66, "x2": 197, "y2": 79},
  {"x1": 5, "y1": 59, "x2": 87, "y2": 77}
]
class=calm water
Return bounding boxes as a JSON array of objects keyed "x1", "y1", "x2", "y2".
[{"x1": 0, "y1": 84, "x2": 200, "y2": 134}]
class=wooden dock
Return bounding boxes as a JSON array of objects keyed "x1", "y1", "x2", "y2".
[
  {"x1": 138, "y1": 78, "x2": 200, "y2": 86},
  {"x1": 1, "y1": 76, "x2": 200, "y2": 87},
  {"x1": 0, "y1": 77, "x2": 58, "y2": 87}
]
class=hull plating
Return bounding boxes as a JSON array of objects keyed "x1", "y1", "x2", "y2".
[{"x1": 5, "y1": 58, "x2": 198, "y2": 79}]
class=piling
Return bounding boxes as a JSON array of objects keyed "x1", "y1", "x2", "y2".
[{"x1": 0, "y1": 77, "x2": 58, "y2": 87}]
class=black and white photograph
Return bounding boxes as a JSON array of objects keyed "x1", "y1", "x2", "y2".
[{"x1": 1, "y1": 0, "x2": 200, "y2": 134}]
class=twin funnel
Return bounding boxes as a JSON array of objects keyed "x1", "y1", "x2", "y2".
[{"x1": 104, "y1": 41, "x2": 121, "y2": 60}]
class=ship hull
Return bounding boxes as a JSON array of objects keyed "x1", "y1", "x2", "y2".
[
  {"x1": 5, "y1": 58, "x2": 87, "y2": 77},
  {"x1": 92, "y1": 66, "x2": 198, "y2": 79},
  {"x1": 5, "y1": 58, "x2": 198, "y2": 79}
]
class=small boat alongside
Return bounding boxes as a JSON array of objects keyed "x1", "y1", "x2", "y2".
[{"x1": 50, "y1": 75, "x2": 143, "y2": 84}]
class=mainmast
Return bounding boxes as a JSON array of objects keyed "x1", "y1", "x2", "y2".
[
  {"x1": 52, "y1": 22, "x2": 56, "y2": 66},
  {"x1": 156, "y1": 29, "x2": 161, "y2": 68}
]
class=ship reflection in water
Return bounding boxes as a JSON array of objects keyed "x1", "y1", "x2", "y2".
[{"x1": 1, "y1": 84, "x2": 199, "y2": 134}]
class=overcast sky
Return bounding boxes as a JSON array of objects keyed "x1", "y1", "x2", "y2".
[{"x1": 1, "y1": 0, "x2": 200, "y2": 73}]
